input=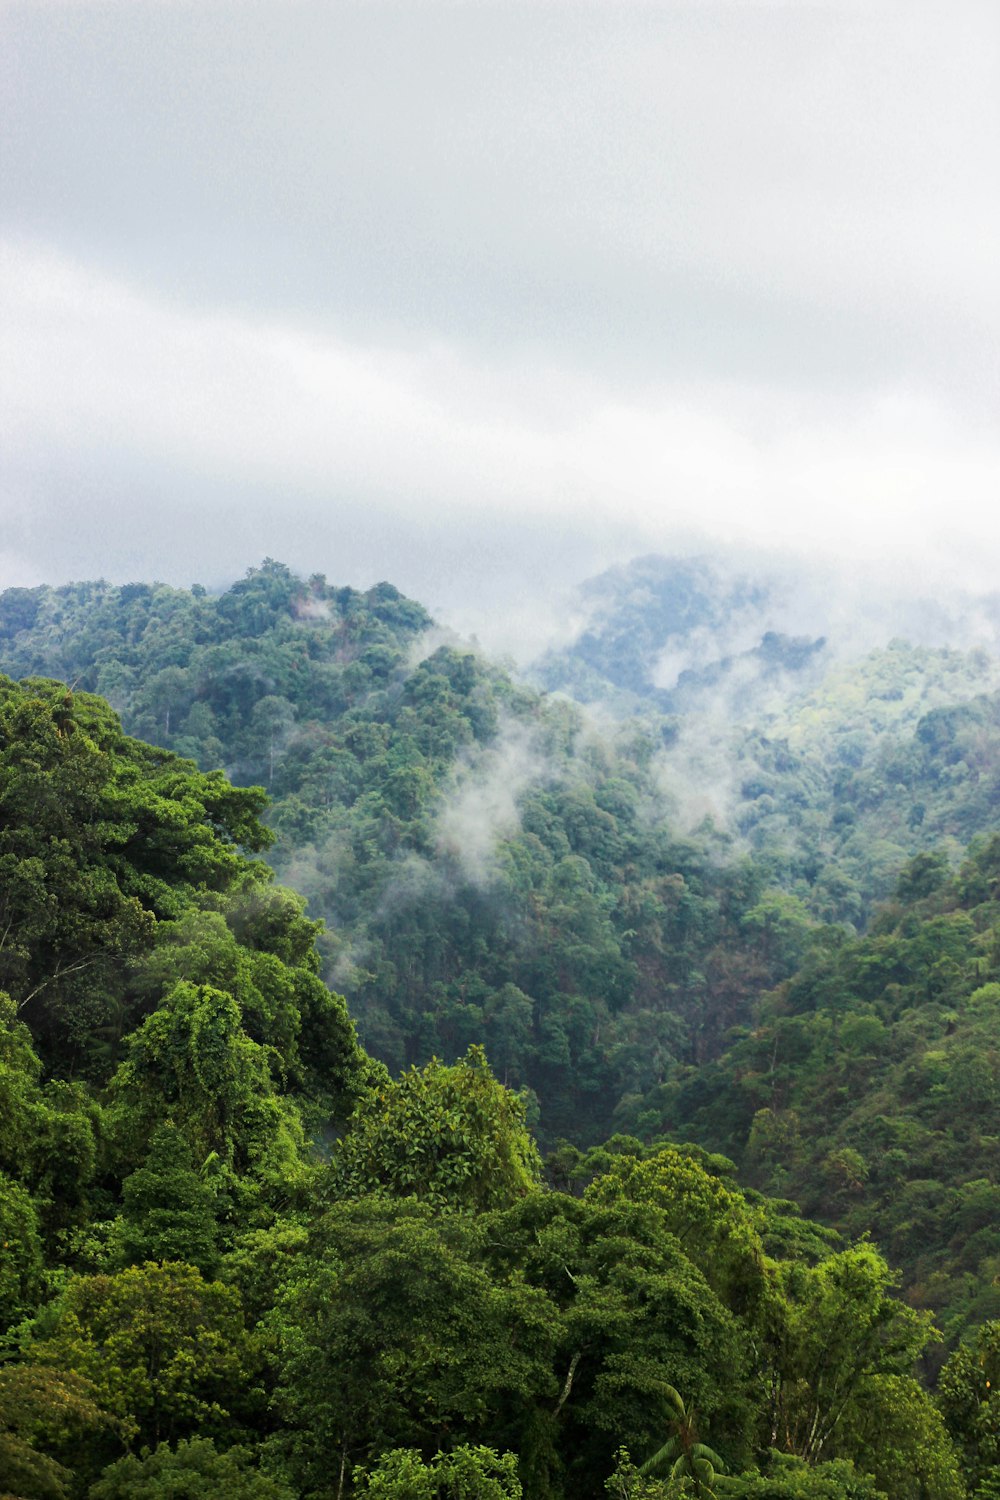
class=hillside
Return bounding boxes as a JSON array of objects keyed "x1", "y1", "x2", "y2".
[
  {"x1": 0, "y1": 563, "x2": 816, "y2": 1144},
  {"x1": 612, "y1": 835, "x2": 1000, "y2": 1347},
  {"x1": 4, "y1": 564, "x2": 1000, "y2": 1494},
  {"x1": 0, "y1": 668, "x2": 976, "y2": 1500},
  {"x1": 6, "y1": 560, "x2": 1000, "y2": 1153}
]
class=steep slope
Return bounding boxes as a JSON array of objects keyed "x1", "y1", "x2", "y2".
[
  {"x1": 0, "y1": 563, "x2": 818, "y2": 1143},
  {"x1": 6, "y1": 558, "x2": 1000, "y2": 1153},
  {"x1": 616, "y1": 835, "x2": 1000, "y2": 1347}
]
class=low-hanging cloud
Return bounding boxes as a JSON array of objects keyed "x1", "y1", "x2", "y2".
[
  {"x1": 3, "y1": 237, "x2": 1000, "y2": 663},
  {"x1": 433, "y1": 719, "x2": 547, "y2": 887},
  {"x1": 650, "y1": 644, "x2": 814, "y2": 838}
]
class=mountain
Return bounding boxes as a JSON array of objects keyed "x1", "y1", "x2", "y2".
[
  {"x1": 2, "y1": 557, "x2": 998, "y2": 1497},
  {"x1": 5, "y1": 557, "x2": 1000, "y2": 1149},
  {"x1": 0, "y1": 561, "x2": 816, "y2": 1142},
  {"x1": 531, "y1": 553, "x2": 805, "y2": 713}
]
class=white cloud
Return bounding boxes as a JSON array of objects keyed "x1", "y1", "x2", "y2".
[
  {"x1": 433, "y1": 719, "x2": 546, "y2": 886},
  {"x1": 0, "y1": 2, "x2": 996, "y2": 639},
  {"x1": 2, "y1": 237, "x2": 998, "y2": 610}
]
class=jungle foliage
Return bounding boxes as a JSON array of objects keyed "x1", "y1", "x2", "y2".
[{"x1": 2, "y1": 561, "x2": 1000, "y2": 1495}]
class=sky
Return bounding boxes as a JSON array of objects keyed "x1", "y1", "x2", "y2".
[{"x1": 1, "y1": 1, "x2": 998, "y2": 654}]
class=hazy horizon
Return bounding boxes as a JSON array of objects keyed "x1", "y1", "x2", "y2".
[{"x1": 2, "y1": 2, "x2": 997, "y2": 652}]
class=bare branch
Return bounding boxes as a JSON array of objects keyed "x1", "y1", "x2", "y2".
[{"x1": 553, "y1": 1350, "x2": 582, "y2": 1419}]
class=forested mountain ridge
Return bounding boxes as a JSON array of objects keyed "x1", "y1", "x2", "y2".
[
  {"x1": 532, "y1": 554, "x2": 809, "y2": 713},
  {"x1": 0, "y1": 676, "x2": 973, "y2": 1498},
  {"x1": 532, "y1": 553, "x2": 1000, "y2": 718},
  {"x1": 0, "y1": 562, "x2": 819, "y2": 1145},
  {"x1": 615, "y1": 835, "x2": 1000, "y2": 1349},
  {"x1": 2, "y1": 562, "x2": 1000, "y2": 1494},
  {"x1": 5, "y1": 560, "x2": 1000, "y2": 1143},
  {"x1": 537, "y1": 557, "x2": 1000, "y2": 926}
]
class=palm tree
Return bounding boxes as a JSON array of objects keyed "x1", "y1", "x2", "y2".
[{"x1": 640, "y1": 1385, "x2": 728, "y2": 1498}]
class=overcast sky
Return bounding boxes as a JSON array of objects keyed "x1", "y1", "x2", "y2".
[{"x1": 1, "y1": 1, "x2": 997, "y2": 651}]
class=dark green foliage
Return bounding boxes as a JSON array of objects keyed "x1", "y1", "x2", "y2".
[
  {"x1": 88, "y1": 1438, "x2": 295, "y2": 1499},
  {"x1": 0, "y1": 673, "x2": 274, "y2": 1075},
  {"x1": 2, "y1": 559, "x2": 997, "y2": 1500},
  {"x1": 0, "y1": 991, "x2": 98, "y2": 1245},
  {"x1": 474, "y1": 1190, "x2": 757, "y2": 1497},
  {"x1": 938, "y1": 1320, "x2": 1000, "y2": 1491},
  {"x1": 0, "y1": 1169, "x2": 44, "y2": 1330},
  {"x1": 832, "y1": 1375, "x2": 964, "y2": 1500},
  {"x1": 638, "y1": 834, "x2": 1000, "y2": 1344},
  {"x1": 110, "y1": 1123, "x2": 220, "y2": 1275},
  {"x1": 0, "y1": 1365, "x2": 111, "y2": 1500},
  {"x1": 268, "y1": 1198, "x2": 558, "y2": 1496},
  {"x1": 327, "y1": 1045, "x2": 541, "y2": 1212},
  {"x1": 105, "y1": 980, "x2": 308, "y2": 1182},
  {"x1": 29, "y1": 1261, "x2": 254, "y2": 1454}
]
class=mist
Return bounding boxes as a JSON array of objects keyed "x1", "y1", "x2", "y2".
[{"x1": 2, "y1": 3, "x2": 997, "y2": 646}]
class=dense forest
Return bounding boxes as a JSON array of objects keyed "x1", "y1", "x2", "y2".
[{"x1": 3, "y1": 559, "x2": 1000, "y2": 1497}]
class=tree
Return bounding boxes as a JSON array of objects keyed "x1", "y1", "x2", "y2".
[
  {"x1": 248, "y1": 695, "x2": 297, "y2": 788},
  {"x1": 638, "y1": 1386, "x2": 727, "y2": 1498},
  {"x1": 328, "y1": 1045, "x2": 541, "y2": 1213},
  {"x1": 109, "y1": 1123, "x2": 220, "y2": 1276},
  {"x1": 89, "y1": 1438, "x2": 294, "y2": 1500},
  {"x1": 269, "y1": 1199, "x2": 555, "y2": 1499},
  {"x1": 0, "y1": 992, "x2": 98, "y2": 1241},
  {"x1": 105, "y1": 982, "x2": 306, "y2": 1182},
  {"x1": 830, "y1": 1374, "x2": 963, "y2": 1500},
  {"x1": 29, "y1": 1262, "x2": 253, "y2": 1452},
  {"x1": 0, "y1": 675, "x2": 273, "y2": 1075},
  {"x1": 584, "y1": 1147, "x2": 767, "y2": 1317},
  {"x1": 136, "y1": 665, "x2": 192, "y2": 741},
  {"x1": 0, "y1": 1364, "x2": 110, "y2": 1500},
  {"x1": 938, "y1": 1319, "x2": 1000, "y2": 1491},
  {"x1": 724, "y1": 1451, "x2": 890, "y2": 1497},
  {"x1": 128, "y1": 901, "x2": 365, "y2": 1108},
  {"x1": 356, "y1": 1445, "x2": 523, "y2": 1498},
  {"x1": 0, "y1": 1170, "x2": 44, "y2": 1331},
  {"x1": 768, "y1": 1246, "x2": 932, "y2": 1464},
  {"x1": 478, "y1": 1192, "x2": 756, "y2": 1499}
]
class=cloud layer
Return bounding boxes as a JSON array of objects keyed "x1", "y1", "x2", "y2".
[{"x1": 1, "y1": 3, "x2": 997, "y2": 648}]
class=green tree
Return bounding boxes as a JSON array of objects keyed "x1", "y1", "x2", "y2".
[
  {"x1": 109, "y1": 1123, "x2": 220, "y2": 1276},
  {"x1": 768, "y1": 1246, "x2": 933, "y2": 1464},
  {"x1": 136, "y1": 665, "x2": 192, "y2": 741},
  {"x1": 0, "y1": 1170, "x2": 44, "y2": 1331},
  {"x1": 726, "y1": 1451, "x2": 890, "y2": 1496},
  {"x1": 248, "y1": 695, "x2": 297, "y2": 788},
  {"x1": 328, "y1": 1046, "x2": 541, "y2": 1213},
  {"x1": 638, "y1": 1385, "x2": 727, "y2": 1497},
  {"x1": 938, "y1": 1319, "x2": 1000, "y2": 1491},
  {"x1": 0, "y1": 675, "x2": 272, "y2": 1074},
  {"x1": 269, "y1": 1199, "x2": 555, "y2": 1498},
  {"x1": 584, "y1": 1148, "x2": 767, "y2": 1317},
  {"x1": 0, "y1": 1364, "x2": 110, "y2": 1500},
  {"x1": 88, "y1": 1437, "x2": 294, "y2": 1500},
  {"x1": 30, "y1": 1262, "x2": 253, "y2": 1452},
  {"x1": 479, "y1": 1192, "x2": 756, "y2": 1499},
  {"x1": 830, "y1": 1374, "x2": 963, "y2": 1500},
  {"x1": 0, "y1": 992, "x2": 98, "y2": 1244},
  {"x1": 356, "y1": 1445, "x2": 522, "y2": 1498},
  {"x1": 105, "y1": 982, "x2": 306, "y2": 1183}
]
